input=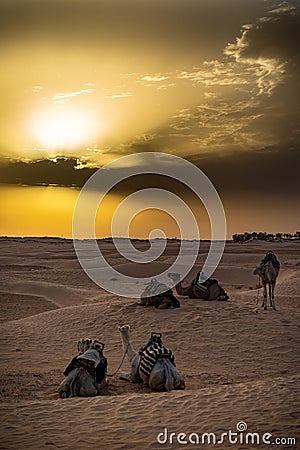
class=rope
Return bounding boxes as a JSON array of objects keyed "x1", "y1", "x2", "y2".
[{"x1": 107, "y1": 343, "x2": 130, "y2": 377}]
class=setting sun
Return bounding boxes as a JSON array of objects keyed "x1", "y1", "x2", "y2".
[{"x1": 31, "y1": 106, "x2": 96, "y2": 150}]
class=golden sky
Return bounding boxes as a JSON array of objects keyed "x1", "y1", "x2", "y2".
[{"x1": 0, "y1": 0, "x2": 299, "y2": 238}]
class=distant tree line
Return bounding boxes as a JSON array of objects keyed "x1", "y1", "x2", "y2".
[{"x1": 232, "y1": 231, "x2": 300, "y2": 243}]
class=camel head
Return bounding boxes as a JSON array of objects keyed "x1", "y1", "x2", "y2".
[
  {"x1": 77, "y1": 338, "x2": 93, "y2": 354},
  {"x1": 118, "y1": 324, "x2": 131, "y2": 342},
  {"x1": 253, "y1": 266, "x2": 263, "y2": 276},
  {"x1": 167, "y1": 272, "x2": 181, "y2": 284}
]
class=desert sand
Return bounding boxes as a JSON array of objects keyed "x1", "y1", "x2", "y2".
[{"x1": 0, "y1": 238, "x2": 299, "y2": 449}]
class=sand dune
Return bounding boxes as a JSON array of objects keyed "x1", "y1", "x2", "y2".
[{"x1": 0, "y1": 239, "x2": 299, "y2": 449}]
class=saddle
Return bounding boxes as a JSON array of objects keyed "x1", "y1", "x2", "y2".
[
  {"x1": 193, "y1": 271, "x2": 217, "y2": 294},
  {"x1": 139, "y1": 332, "x2": 174, "y2": 378},
  {"x1": 63, "y1": 345, "x2": 107, "y2": 384}
]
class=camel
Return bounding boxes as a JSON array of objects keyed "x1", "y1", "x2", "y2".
[
  {"x1": 58, "y1": 338, "x2": 108, "y2": 398},
  {"x1": 253, "y1": 251, "x2": 280, "y2": 311},
  {"x1": 139, "y1": 278, "x2": 180, "y2": 309},
  {"x1": 118, "y1": 325, "x2": 185, "y2": 391},
  {"x1": 168, "y1": 272, "x2": 229, "y2": 301}
]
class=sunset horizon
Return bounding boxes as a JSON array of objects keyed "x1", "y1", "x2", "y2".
[{"x1": 0, "y1": 0, "x2": 299, "y2": 238}]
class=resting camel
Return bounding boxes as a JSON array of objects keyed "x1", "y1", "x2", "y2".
[
  {"x1": 253, "y1": 251, "x2": 280, "y2": 311},
  {"x1": 139, "y1": 278, "x2": 180, "y2": 309},
  {"x1": 168, "y1": 272, "x2": 229, "y2": 301},
  {"x1": 58, "y1": 338, "x2": 108, "y2": 398},
  {"x1": 118, "y1": 325, "x2": 185, "y2": 391}
]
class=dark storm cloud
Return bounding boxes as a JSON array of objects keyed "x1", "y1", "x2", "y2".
[
  {"x1": 226, "y1": 4, "x2": 300, "y2": 63},
  {"x1": 225, "y1": 3, "x2": 300, "y2": 95},
  {"x1": 225, "y1": 3, "x2": 300, "y2": 148},
  {"x1": 1, "y1": 147, "x2": 299, "y2": 202},
  {"x1": 0, "y1": 158, "x2": 96, "y2": 187},
  {"x1": 141, "y1": 2, "x2": 300, "y2": 154},
  {"x1": 187, "y1": 146, "x2": 300, "y2": 198}
]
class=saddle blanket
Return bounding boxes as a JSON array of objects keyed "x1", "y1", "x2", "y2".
[
  {"x1": 139, "y1": 342, "x2": 174, "y2": 378},
  {"x1": 77, "y1": 348, "x2": 101, "y2": 366}
]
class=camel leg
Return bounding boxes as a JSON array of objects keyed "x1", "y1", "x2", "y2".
[
  {"x1": 262, "y1": 281, "x2": 268, "y2": 310},
  {"x1": 268, "y1": 283, "x2": 272, "y2": 309},
  {"x1": 119, "y1": 355, "x2": 142, "y2": 383},
  {"x1": 78, "y1": 371, "x2": 98, "y2": 397},
  {"x1": 118, "y1": 372, "x2": 131, "y2": 381},
  {"x1": 270, "y1": 282, "x2": 277, "y2": 311},
  {"x1": 65, "y1": 368, "x2": 98, "y2": 397},
  {"x1": 58, "y1": 368, "x2": 80, "y2": 398}
]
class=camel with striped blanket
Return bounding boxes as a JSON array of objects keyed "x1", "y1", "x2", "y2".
[{"x1": 118, "y1": 325, "x2": 185, "y2": 391}]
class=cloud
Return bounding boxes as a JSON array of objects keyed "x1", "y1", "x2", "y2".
[
  {"x1": 127, "y1": 72, "x2": 175, "y2": 90},
  {"x1": 167, "y1": 97, "x2": 266, "y2": 152},
  {"x1": 32, "y1": 85, "x2": 43, "y2": 93},
  {"x1": 268, "y1": 3, "x2": 296, "y2": 15},
  {"x1": 225, "y1": 3, "x2": 300, "y2": 93},
  {"x1": 177, "y1": 61, "x2": 254, "y2": 87},
  {"x1": 51, "y1": 88, "x2": 96, "y2": 103},
  {"x1": 226, "y1": 4, "x2": 300, "y2": 62},
  {"x1": 1, "y1": 146, "x2": 299, "y2": 204},
  {"x1": 0, "y1": 158, "x2": 96, "y2": 187},
  {"x1": 103, "y1": 92, "x2": 132, "y2": 99},
  {"x1": 141, "y1": 75, "x2": 169, "y2": 82},
  {"x1": 187, "y1": 145, "x2": 300, "y2": 199},
  {"x1": 145, "y1": 2, "x2": 300, "y2": 153}
]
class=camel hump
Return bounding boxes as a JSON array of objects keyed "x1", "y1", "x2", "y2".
[
  {"x1": 139, "y1": 341, "x2": 174, "y2": 378},
  {"x1": 194, "y1": 271, "x2": 215, "y2": 292},
  {"x1": 149, "y1": 358, "x2": 185, "y2": 392},
  {"x1": 142, "y1": 279, "x2": 170, "y2": 297}
]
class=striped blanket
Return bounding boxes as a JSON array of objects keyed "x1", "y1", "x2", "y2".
[{"x1": 139, "y1": 341, "x2": 175, "y2": 378}]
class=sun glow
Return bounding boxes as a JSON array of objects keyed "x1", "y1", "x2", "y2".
[{"x1": 32, "y1": 106, "x2": 96, "y2": 151}]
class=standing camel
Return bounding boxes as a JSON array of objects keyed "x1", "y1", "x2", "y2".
[
  {"x1": 253, "y1": 251, "x2": 280, "y2": 311},
  {"x1": 118, "y1": 325, "x2": 185, "y2": 392}
]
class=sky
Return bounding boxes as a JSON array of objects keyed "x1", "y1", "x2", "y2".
[{"x1": 0, "y1": 0, "x2": 299, "y2": 238}]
